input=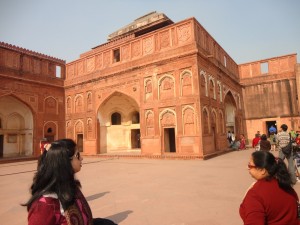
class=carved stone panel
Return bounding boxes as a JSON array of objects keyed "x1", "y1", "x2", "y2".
[
  {"x1": 87, "y1": 118, "x2": 93, "y2": 139},
  {"x1": 177, "y1": 23, "x2": 191, "y2": 44},
  {"x1": 95, "y1": 53, "x2": 103, "y2": 69},
  {"x1": 66, "y1": 97, "x2": 72, "y2": 114},
  {"x1": 181, "y1": 71, "x2": 192, "y2": 96},
  {"x1": 77, "y1": 61, "x2": 84, "y2": 76},
  {"x1": 144, "y1": 78, "x2": 153, "y2": 101},
  {"x1": 159, "y1": 76, "x2": 175, "y2": 100},
  {"x1": 75, "y1": 120, "x2": 83, "y2": 133},
  {"x1": 87, "y1": 92, "x2": 92, "y2": 112},
  {"x1": 183, "y1": 106, "x2": 195, "y2": 135},
  {"x1": 160, "y1": 30, "x2": 170, "y2": 49},
  {"x1": 66, "y1": 121, "x2": 72, "y2": 138},
  {"x1": 160, "y1": 110, "x2": 176, "y2": 127},
  {"x1": 75, "y1": 95, "x2": 83, "y2": 113},
  {"x1": 45, "y1": 97, "x2": 57, "y2": 114},
  {"x1": 87, "y1": 57, "x2": 95, "y2": 73},
  {"x1": 145, "y1": 110, "x2": 154, "y2": 136},
  {"x1": 143, "y1": 36, "x2": 154, "y2": 55},
  {"x1": 121, "y1": 44, "x2": 130, "y2": 61},
  {"x1": 200, "y1": 72, "x2": 207, "y2": 97},
  {"x1": 132, "y1": 41, "x2": 141, "y2": 58}
]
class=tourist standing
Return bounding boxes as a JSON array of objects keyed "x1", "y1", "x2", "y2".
[
  {"x1": 252, "y1": 134, "x2": 261, "y2": 151},
  {"x1": 259, "y1": 134, "x2": 271, "y2": 151},
  {"x1": 23, "y1": 139, "x2": 117, "y2": 225},
  {"x1": 240, "y1": 151, "x2": 299, "y2": 224},
  {"x1": 277, "y1": 124, "x2": 297, "y2": 184}
]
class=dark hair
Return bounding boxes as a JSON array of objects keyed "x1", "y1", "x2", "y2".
[
  {"x1": 260, "y1": 134, "x2": 267, "y2": 141},
  {"x1": 23, "y1": 139, "x2": 81, "y2": 210},
  {"x1": 251, "y1": 151, "x2": 292, "y2": 190},
  {"x1": 281, "y1": 124, "x2": 288, "y2": 131}
]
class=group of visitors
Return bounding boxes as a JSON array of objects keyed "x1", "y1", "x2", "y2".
[
  {"x1": 25, "y1": 126, "x2": 300, "y2": 225},
  {"x1": 240, "y1": 124, "x2": 300, "y2": 224},
  {"x1": 227, "y1": 131, "x2": 246, "y2": 150}
]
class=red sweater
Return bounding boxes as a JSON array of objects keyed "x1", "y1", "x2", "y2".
[{"x1": 240, "y1": 178, "x2": 299, "y2": 225}]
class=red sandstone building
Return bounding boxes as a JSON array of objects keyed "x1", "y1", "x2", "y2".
[{"x1": 0, "y1": 12, "x2": 299, "y2": 158}]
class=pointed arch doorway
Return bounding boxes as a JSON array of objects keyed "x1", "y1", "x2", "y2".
[
  {"x1": 224, "y1": 91, "x2": 237, "y2": 134},
  {"x1": 97, "y1": 92, "x2": 140, "y2": 154},
  {"x1": 0, "y1": 95, "x2": 33, "y2": 157}
]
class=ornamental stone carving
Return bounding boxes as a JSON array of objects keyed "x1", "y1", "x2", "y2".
[
  {"x1": 143, "y1": 36, "x2": 154, "y2": 55},
  {"x1": 121, "y1": 44, "x2": 130, "y2": 61},
  {"x1": 132, "y1": 41, "x2": 141, "y2": 58},
  {"x1": 160, "y1": 30, "x2": 170, "y2": 49},
  {"x1": 145, "y1": 110, "x2": 154, "y2": 136},
  {"x1": 160, "y1": 110, "x2": 176, "y2": 127},
  {"x1": 183, "y1": 106, "x2": 195, "y2": 135},
  {"x1": 177, "y1": 23, "x2": 191, "y2": 44},
  {"x1": 95, "y1": 54, "x2": 103, "y2": 69}
]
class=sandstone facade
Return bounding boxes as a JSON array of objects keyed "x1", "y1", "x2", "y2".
[
  {"x1": 240, "y1": 54, "x2": 300, "y2": 142},
  {"x1": 0, "y1": 12, "x2": 299, "y2": 158},
  {"x1": 0, "y1": 42, "x2": 66, "y2": 157},
  {"x1": 65, "y1": 12, "x2": 245, "y2": 158}
]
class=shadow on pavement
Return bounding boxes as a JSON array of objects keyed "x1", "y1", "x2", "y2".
[
  {"x1": 106, "y1": 210, "x2": 133, "y2": 224},
  {"x1": 86, "y1": 192, "x2": 110, "y2": 202}
]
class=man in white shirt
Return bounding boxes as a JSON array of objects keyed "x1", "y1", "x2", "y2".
[{"x1": 277, "y1": 124, "x2": 296, "y2": 184}]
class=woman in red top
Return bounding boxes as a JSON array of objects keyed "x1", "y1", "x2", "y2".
[
  {"x1": 240, "y1": 151, "x2": 299, "y2": 225},
  {"x1": 239, "y1": 134, "x2": 246, "y2": 150},
  {"x1": 23, "y1": 139, "x2": 117, "y2": 225},
  {"x1": 252, "y1": 134, "x2": 261, "y2": 151}
]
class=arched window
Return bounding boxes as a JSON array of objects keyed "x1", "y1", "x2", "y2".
[
  {"x1": 111, "y1": 112, "x2": 121, "y2": 125},
  {"x1": 132, "y1": 111, "x2": 140, "y2": 124},
  {"x1": 203, "y1": 109, "x2": 209, "y2": 134}
]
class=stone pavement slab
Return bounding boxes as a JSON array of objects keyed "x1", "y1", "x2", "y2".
[{"x1": 0, "y1": 149, "x2": 299, "y2": 225}]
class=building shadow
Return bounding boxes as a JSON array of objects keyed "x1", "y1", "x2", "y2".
[
  {"x1": 105, "y1": 210, "x2": 133, "y2": 224},
  {"x1": 86, "y1": 191, "x2": 110, "y2": 201}
]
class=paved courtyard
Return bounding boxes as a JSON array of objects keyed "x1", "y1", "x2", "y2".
[{"x1": 1, "y1": 149, "x2": 300, "y2": 225}]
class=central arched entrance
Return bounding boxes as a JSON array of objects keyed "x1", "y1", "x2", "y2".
[{"x1": 97, "y1": 92, "x2": 140, "y2": 153}]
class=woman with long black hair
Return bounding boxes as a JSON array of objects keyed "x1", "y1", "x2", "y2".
[
  {"x1": 23, "y1": 139, "x2": 117, "y2": 225},
  {"x1": 240, "y1": 151, "x2": 299, "y2": 224}
]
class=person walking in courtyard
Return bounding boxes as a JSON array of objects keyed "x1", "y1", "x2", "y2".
[
  {"x1": 252, "y1": 134, "x2": 260, "y2": 151},
  {"x1": 23, "y1": 139, "x2": 117, "y2": 225},
  {"x1": 259, "y1": 134, "x2": 271, "y2": 151},
  {"x1": 277, "y1": 124, "x2": 297, "y2": 184},
  {"x1": 269, "y1": 126, "x2": 277, "y2": 151},
  {"x1": 240, "y1": 151, "x2": 299, "y2": 224}
]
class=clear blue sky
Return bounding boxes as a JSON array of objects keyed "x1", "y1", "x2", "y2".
[{"x1": 1, "y1": 0, "x2": 299, "y2": 64}]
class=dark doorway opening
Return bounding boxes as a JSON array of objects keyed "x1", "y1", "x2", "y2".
[
  {"x1": 131, "y1": 129, "x2": 140, "y2": 149},
  {"x1": 266, "y1": 121, "x2": 277, "y2": 136},
  {"x1": 164, "y1": 128, "x2": 176, "y2": 153},
  {"x1": 77, "y1": 134, "x2": 84, "y2": 152},
  {"x1": 0, "y1": 135, "x2": 3, "y2": 157}
]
